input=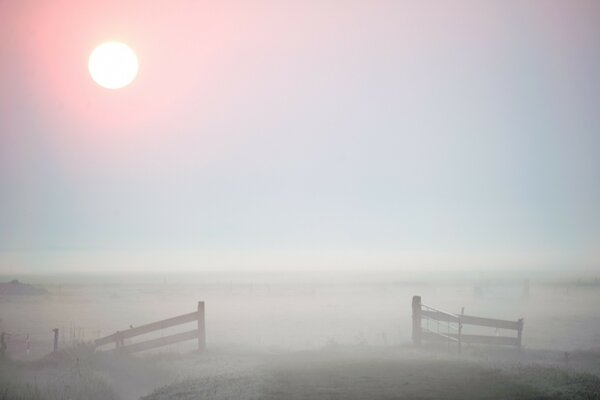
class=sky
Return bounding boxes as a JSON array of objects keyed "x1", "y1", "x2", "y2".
[{"x1": 1, "y1": 0, "x2": 599, "y2": 273}]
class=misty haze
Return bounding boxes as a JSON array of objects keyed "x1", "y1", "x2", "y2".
[{"x1": 1, "y1": 1, "x2": 600, "y2": 399}]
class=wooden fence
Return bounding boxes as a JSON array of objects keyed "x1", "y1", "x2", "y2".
[
  {"x1": 412, "y1": 296, "x2": 523, "y2": 353},
  {"x1": 95, "y1": 301, "x2": 206, "y2": 354}
]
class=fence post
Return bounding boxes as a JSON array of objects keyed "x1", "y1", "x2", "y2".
[
  {"x1": 517, "y1": 318, "x2": 524, "y2": 349},
  {"x1": 115, "y1": 331, "x2": 122, "y2": 350},
  {"x1": 522, "y1": 280, "x2": 530, "y2": 300},
  {"x1": 52, "y1": 328, "x2": 59, "y2": 352},
  {"x1": 458, "y1": 307, "x2": 464, "y2": 354},
  {"x1": 412, "y1": 296, "x2": 422, "y2": 346},
  {"x1": 198, "y1": 301, "x2": 206, "y2": 351},
  {"x1": 0, "y1": 332, "x2": 7, "y2": 359}
]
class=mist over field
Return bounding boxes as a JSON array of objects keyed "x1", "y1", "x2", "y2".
[
  {"x1": 2, "y1": 0, "x2": 600, "y2": 399},
  {"x1": 2, "y1": 271, "x2": 600, "y2": 399}
]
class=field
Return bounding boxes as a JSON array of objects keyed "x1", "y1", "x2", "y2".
[{"x1": 1, "y1": 271, "x2": 600, "y2": 399}]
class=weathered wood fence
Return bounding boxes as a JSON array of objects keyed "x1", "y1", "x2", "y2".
[
  {"x1": 412, "y1": 296, "x2": 523, "y2": 353},
  {"x1": 95, "y1": 301, "x2": 206, "y2": 353}
]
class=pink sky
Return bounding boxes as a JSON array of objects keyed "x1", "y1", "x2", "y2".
[{"x1": 1, "y1": 1, "x2": 599, "y2": 273}]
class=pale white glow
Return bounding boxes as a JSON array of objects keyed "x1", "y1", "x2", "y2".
[{"x1": 88, "y1": 42, "x2": 138, "y2": 89}]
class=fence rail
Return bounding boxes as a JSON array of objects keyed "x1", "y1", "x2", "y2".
[
  {"x1": 412, "y1": 295, "x2": 523, "y2": 352},
  {"x1": 95, "y1": 301, "x2": 205, "y2": 353}
]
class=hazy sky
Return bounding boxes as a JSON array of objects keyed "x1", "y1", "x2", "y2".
[{"x1": 1, "y1": 1, "x2": 599, "y2": 273}]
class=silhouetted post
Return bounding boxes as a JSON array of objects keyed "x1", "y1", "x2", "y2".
[
  {"x1": 522, "y1": 279, "x2": 530, "y2": 300},
  {"x1": 458, "y1": 307, "x2": 465, "y2": 354},
  {"x1": 516, "y1": 318, "x2": 524, "y2": 350},
  {"x1": 197, "y1": 301, "x2": 206, "y2": 351},
  {"x1": 412, "y1": 296, "x2": 422, "y2": 346},
  {"x1": 0, "y1": 332, "x2": 7, "y2": 359},
  {"x1": 52, "y1": 328, "x2": 59, "y2": 352}
]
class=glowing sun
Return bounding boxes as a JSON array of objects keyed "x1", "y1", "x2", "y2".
[{"x1": 88, "y1": 42, "x2": 138, "y2": 89}]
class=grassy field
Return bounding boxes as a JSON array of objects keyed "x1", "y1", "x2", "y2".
[
  {"x1": 2, "y1": 344, "x2": 600, "y2": 400},
  {"x1": 139, "y1": 347, "x2": 600, "y2": 400},
  {"x1": 2, "y1": 274, "x2": 600, "y2": 399}
]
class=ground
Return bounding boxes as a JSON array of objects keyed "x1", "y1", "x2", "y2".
[
  {"x1": 140, "y1": 346, "x2": 600, "y2": 400},
  {"x1": 2, "y1": 344, "x2": 600, "y2": 400}
]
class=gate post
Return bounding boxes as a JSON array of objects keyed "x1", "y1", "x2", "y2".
[
  {"x1": 52, "y1": 328, "x2": 59, "y2": 352},
  {"x1": 412, "y1": 296, "x2": 422, "y2": 346},
  {"x1": 197, "y1": 301, "x2": 206, "y2": 351},
  {"x1": 517, "y1": 318, "x2": 524, "y2": 349}
]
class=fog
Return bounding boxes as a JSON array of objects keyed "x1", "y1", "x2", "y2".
[
  {"x1": 1, "y1": 271, "x2": 600, "y2": 399},
  {"x1": 2, "y1": 0, "x2": 600, "y2": 399}
]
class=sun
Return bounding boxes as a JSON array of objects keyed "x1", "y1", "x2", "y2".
[{"x1": 88, "y1": 42, "x2": 138, "y2": 89}]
